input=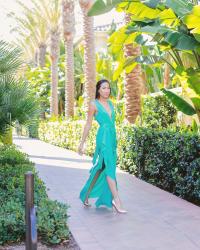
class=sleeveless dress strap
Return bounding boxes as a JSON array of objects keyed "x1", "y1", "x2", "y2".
[
  {"x1": 91, "y1": 99, "x2": 99, "y2": 117},
  {"x1": 91, "y1": 99, "x2": 98, "y2": 109}
]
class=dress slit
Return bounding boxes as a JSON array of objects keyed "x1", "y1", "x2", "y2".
[{"x1": 84, "y1": 158, "x2": 106, "y2": 202}]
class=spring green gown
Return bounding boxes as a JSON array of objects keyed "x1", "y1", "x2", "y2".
[{"x1": 79, "y1": 98, "x2": 118, "y2": 208}]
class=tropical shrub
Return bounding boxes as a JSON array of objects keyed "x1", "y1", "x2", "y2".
[
  {"x1": 0, "y1": 40, "x2": 39, "y2": 141},
  {"x1": 0, "y1": 145, "x2": 70, "y2": 245},
  {"x1": 141, "y1": 94, "x2": 177, "y2": 128}
]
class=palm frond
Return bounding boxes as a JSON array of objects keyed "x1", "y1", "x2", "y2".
[
  {"x1": 0, "y1": 41, "x2": 22, "y2": 77},
  {"x1": 0, "y1": 41, "x2": 40, "y2": 135}
]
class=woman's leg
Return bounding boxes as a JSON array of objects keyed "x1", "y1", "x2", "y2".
[
  {"x1": 84, "y1": 158, "x2": 106, "y2": 203},
  {"x1": 106, "y1": 175, "x2": 124, "y2": 208},
  {"x1": 84, "y1": 169, "x2": 102, "y2": 203},
  {"x1": 106, "y1": 176, "x2": 118, "y2": 198}
]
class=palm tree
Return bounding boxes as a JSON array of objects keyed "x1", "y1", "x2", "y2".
[
  {"x1": 39, "y1": 0, "x2": 61, "y2": 117},
  {"x1": 8, "y1": 0, "x2": 48, "y2": 66},
  {"x1": 29, "y1": 0, "x2": 61, "y2": 116},
  {"x1": 124, "y1": 14, "x2": 143, "y2": 123},
  {"x1": 62, "y1": 0, "x2": 75, "y2": 117},
  {"x1": 16, "y1": 0, "x2": 61, "y2": 116},
  {"x1": 79, "y1": 0, "x2": 96, "y2": 115},
  {"x1": 0, "y1": 40, "x2": 39, "y2": 144}
]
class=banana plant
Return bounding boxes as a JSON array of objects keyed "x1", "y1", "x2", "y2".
[
  {"x1": 96, "y1": 52, "x2": 120, "y2": 98},
  {"x1": 88, "y1": 0, "x2": 200, "y2": 122}
]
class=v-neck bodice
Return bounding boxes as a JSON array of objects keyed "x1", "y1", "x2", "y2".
[
  {"x1": 94, "y1": 99, "x2": 115, "y2": 125},
  {"x1": 96, "y1": 99, "x2": 112, "y2": 119}
]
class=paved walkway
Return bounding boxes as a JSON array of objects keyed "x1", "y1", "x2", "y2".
[{"x1": 14, "y1": 136, "x2": 200, "y2": 250}]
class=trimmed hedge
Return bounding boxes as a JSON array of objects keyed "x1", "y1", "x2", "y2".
[
  {"x1": 0, "y1": 145, "x2": 70, "y2": 245},
  {"x1": 38, "y1": 119, "x2": 98, "y2": 156},
  {"x1": 141, "y1": 94, "x2": 177, "y2": 128},
  {"x1": 118, "y1": 126, "x2": 200, "y2": 206}
]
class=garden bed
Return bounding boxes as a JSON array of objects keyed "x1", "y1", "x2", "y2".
[
  {"x1": 0, "y1": 145, "x2": 71, "y2": 248},
  {"x1": 0, "y1": 232, "x2": 80, "y2": 250}
]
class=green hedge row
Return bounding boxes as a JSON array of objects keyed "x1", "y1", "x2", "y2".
[
  {"x1": 118, "y1": 126, "x2": 200, "y2": 206},
  {"x1": 38, "y1": 119, "x2": 98, "y2": 156},
  {"x1": 0, "y1": 145, "x2": 70, "y2": 245}
]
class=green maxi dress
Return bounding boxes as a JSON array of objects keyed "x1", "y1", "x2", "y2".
[{"x1": 79, "y1": 98, "x2": 118, "y2": 208}]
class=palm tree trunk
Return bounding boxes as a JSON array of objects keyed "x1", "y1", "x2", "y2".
[
  {"x1": 50, "y1": 30, "x2": 60, "y2": 117},
  {"x1": 34, "y1": 49, "x2": 39, "y2": 67},
  {"x1": 79, "y1": 0, "x2": 96, "y2": 115},
  {"x1": 38, "y1": 43, "x2": 47, "y2": 67},
  {"x1": 65, "y1": 40, "x2": 75, "y2": 117},
  {"x1": 62, "y1": 0, "x2": 75, "y2": 118},
  {"x1": 124, "y1": 14, "x2": 143, "y2": 123},
  {"x1": 163, "y1": 63, "x2": 170, "y2": 88},
  {"x1": 38, "y1": 43, "x2": 47, "y2": 119},
  {"x1": 164, "y1": 53, "x2": 170, "y2": 88}
]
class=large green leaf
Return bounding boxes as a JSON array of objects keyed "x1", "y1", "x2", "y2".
[
  {"x1": 126, "y1": 2, "x2": 161, "y2": 19},
  {"x1": 191, "y1": 97, "x2": 200, "y2": 110},
  {"x1": 128, "y1": 21, "x2": 199, "y2": 50},
  {"x1": 164, "y1": 31, "x2": 199, "y2": 50},
  {"x1": 161, "y1": 88, "x2": 196, "y2": 115},
  {"x1": 127, "y1": 22, "x2": 171, "y2": 35},
  {"x1": 88, "y1": 0, "x2": 122, "y2": 16},
  {"x1": 143, "y1": 0, "x2": 160, "y2": 9},
  {"x1": 187, "y1": 73, "x2": 200, "y2": 95},
  {"x1": 158, "y1": 8, "x2": 180, "y2": 27},
  {"x1": 164, "y1": 0, "x2": 193, "y2": 17},
  {"x1": 183, "y1": 6, "x2": 200, "y2": 34},
  {"x1": 193, "y1": 34, "x2": 200, "y2": 43},
  {"x1": 125, "y1": 2, "x2": 181, "y2": 27}
]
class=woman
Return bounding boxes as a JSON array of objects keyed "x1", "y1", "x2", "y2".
[{"x1": 78, "y1": 79, "x2": 127, "y2": 213}]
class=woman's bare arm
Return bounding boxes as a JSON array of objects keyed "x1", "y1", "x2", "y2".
[{"x1": 78, "y1": 101, "x2": 96, "y2": 154}]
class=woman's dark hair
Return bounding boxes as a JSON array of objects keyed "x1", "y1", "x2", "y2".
[{"x1": 95, "y1": 79, "x2": 111, "y2": 99}]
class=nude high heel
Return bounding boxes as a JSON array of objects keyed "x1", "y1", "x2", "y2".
[
  {"x1": 112, "y1": 196, "x2": 127, "y2": 214},
  {"x1": 83, "y1": 198, "x2": 91, "y2": 207}
]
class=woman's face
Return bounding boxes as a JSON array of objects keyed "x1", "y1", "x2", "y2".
[{"x1": 98, "y1": 81, "x2": 111, "y2": 99}]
